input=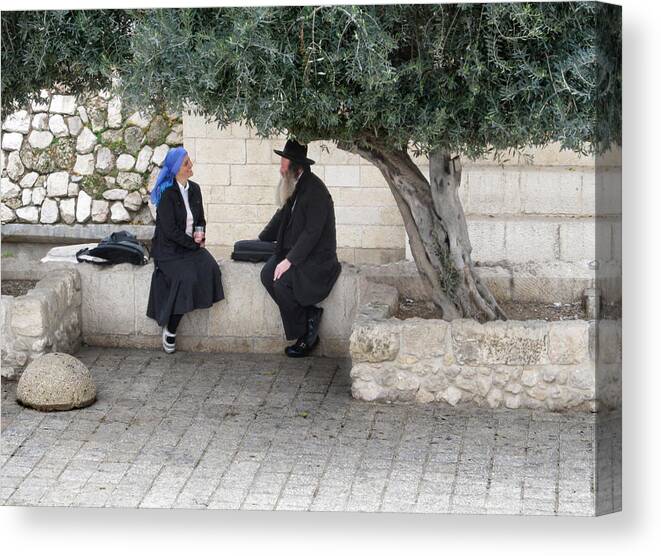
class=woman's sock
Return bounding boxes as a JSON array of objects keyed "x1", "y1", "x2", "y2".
[{"x1": 167, "y1": 314, "x2": 183, "y2": 334}]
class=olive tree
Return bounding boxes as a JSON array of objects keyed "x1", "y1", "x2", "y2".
[{"x1": 1, "y1": 3, "x2": 621, "y2": 320}]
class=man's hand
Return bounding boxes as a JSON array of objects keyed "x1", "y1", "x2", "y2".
[{"x1": 273, "y1": 258, "x2": 292, "y2": 281}]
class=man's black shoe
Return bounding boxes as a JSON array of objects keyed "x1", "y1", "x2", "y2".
[
  {"x1": 305, "y1": 306, "x2": 324, "y2": 346},
  {"x1": 285, "y1": 335, "x2": 320, "y2": 358}
]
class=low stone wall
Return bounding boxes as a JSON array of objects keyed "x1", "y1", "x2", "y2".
[
  {"x1": 350, "y1": 281, "x2": 621, "y2": 411},
  {"x1": 1, "y1": 269, "x2": 82, "y2": 378},
  {"x1": 42, "y1": 258, "x2": 362, "y2": 357}
]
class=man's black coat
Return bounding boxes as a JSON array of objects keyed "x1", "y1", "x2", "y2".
[
  {"x1": 151, "y1": 179, "x2": 205, "y2": 261},
  {"x1": 259, "y1": 169, "x2": 341, "y2": 307}
]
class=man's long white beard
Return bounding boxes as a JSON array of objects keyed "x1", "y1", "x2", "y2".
[{"x1": 276, "y1": 170, "x2": 298, "y2": 207}]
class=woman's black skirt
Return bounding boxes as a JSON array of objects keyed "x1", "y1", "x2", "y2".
[{"x1": 146, "y1": 249, "x2": 224, "y2": 327}]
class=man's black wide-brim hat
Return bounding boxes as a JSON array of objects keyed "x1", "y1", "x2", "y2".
[{"x1": 273, "y1": 139, "x2": 315, "y2": 165}]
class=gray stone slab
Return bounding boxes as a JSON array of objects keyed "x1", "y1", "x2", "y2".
[{"x1": 0, "y1": 347, "x2": 605, "y2": 515}]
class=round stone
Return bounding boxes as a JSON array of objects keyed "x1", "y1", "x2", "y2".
[{"x1": 16, "y1": 353, "x2": 96, "y2": 411}]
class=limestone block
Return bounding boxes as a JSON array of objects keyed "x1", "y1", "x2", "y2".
[
  {"x1": 399, "y1": 319, "x2": 449, "y2": 361},
  {"x1": 16, "y1": 206, "x2": 39, "y2": 223},
  {"x1": 40, "y1": 198, "x2": 59, "y2": 223},
  {"x1": 67, "y1": 116, "x2": 84, "y2": 137},
  {"x1": 6, "y1": 151, "x2": 24, "y2": 181},
  {"x1": 48, "y1": 114, "x2": 69, "y2": 137},
  {"x1": 442, "y1": 385, "x2": 463, "y2": 406},
  {"x1": 1, "y1": 178, "x2": 21, "y2": 201},
  {"x1": 521, "y1": 368, "x2": 539, "y2": 387},
  {"x1": 95, "y1": 146, "x2": 115, "y2": 174},
  {"x1": 418, "y1": 368, "x2": 448, "y2": 393},
  {"x1": 68, "y1": 180, "x2": 79, "y2": 197},
  {"x1": 196, "y1": 138, "x2": 246, "y2": 164},
  {"x1": 76, "y1": 127, "x2": 97, "y2": 154},
  {"x1": 541, "y1": 366, "x2": 569, "y2": 385},
  {"x1": 166, "y1": 124, "x2": 183, "y2": 146},
  {"x1": 135, "y1": 146, "x2": 153, "y2": 173},
  {"x1": 19, "y1": 187, "x2": 33, "y2": 205},
  {"x1": 20, "y1": 172, "x2": 39, "y2": 188},
  {"x1": 78, "y1": 264, "x2": 136, "y2": 335},
  {"x1": 3, "y1": 110, "x2": 31, "y2": 133},
  {"x1": 548, "y1": 321, "x2": 589, "y2": 364},
  {"x1": 126, "y1": 111, "x2": 151, "y2": 128},
  {"x1": 1, "y1": 203, "x2": 15, "y2": 223},
  {"x1": 466, "y1": 220, "x2": 507, "y2": 263},
  {"x1": 116, "y1": 153, "x2": 136, "y2": 171},
  {"x1": 505, "y1": 220, "x2": 558, "y2": 263},
  {"x1": 59, "y1": 198, "x2": 76, "y2": 224},
  {"x1": 77, "y1": 106, "x2": 89, "y2": 124},
  {"x1": 32, "y1": 187, "x2": 46, "y2": 206},
  {"x1": 17, "y1": 353, "x2": 95, "y2": 411},
  {"x1": 231, "y1": 164, "x2": 280, "y2": 186},
  {"x1": 124, "y1": 126, "x2": 145, "y2": 154},
  {"x1": 75, "y1": 190, "x2": 92, "y2": 223},
  {"x1": 465, "y1": 167, "x2": 521, "y2": 215},
  {"x1": 567, "y1": 365, "x2": 595, "y2": 391},
  {"x1": 361, "y1": 226, "x2": 405, "y2": 250},
  {"x1": 475, "y1": 373, "x2": 492, "y2": 397},
  {"x1": 453, "y1": 320, "x2": 548, "y2": 366},
  {"x1": 28, "y1": 130, "x2": 54, "y2": 149},
  {"x1": 2, "y1": 132, "x2": 23, "y2": 151},
  {"x1": 504, "y1": 393, "x2": 521, "y2": 409},
  {"x1": 351, "y1": 379, "x2": 386, "y2": 402},
  {"x1": 208, "y1": 261, "x2": 281, "y2": 338},
  {"x1": 32, "y1": 113, "x2": 49, "y2": 130},
  {"x1": 107, "y1": 96, "x2": 123, "y2": 128},
  {"x1": 102, "y1": 189, "x2": 128, "y2": 201},
  {"x1": 152, "y1": 144, "x2": 169, "y2": 166},
  {"x1": 117, "y1": 171, "x2": 143, "y2": 190},
  {"x1": 325, "y1": 165, "x2": 360, "y2": 188},
  {"x1": 519, "y1": 169, "x2": 585, "y2": 215},
  {"x1": 110, "y1": 201, "x2": 130, "y2": 222},
  {"x1": 91, "y1": 200, "x2": 110, "y2": 223},
  {"x1": 46, "y1": 171, "x2": 69, "y2": 197},
  {"x1": 11, "y1": 295, "x2": 47, "y2": 337},
  {"x1": 50, "y1": 95, "x2": 77, "y2": 115},
  {"x1": 350, "y1": 320, "x2": 400, "y2": 363},
  {"x1": 124, "y1": 191, "x2": 143, "y2": 211},
  {"x1": 487, "y1": 388, "x2": 503, "y2": 409}
]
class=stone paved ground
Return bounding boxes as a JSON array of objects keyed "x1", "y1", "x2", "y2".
[{"x1": 0, "y1": 348, "x2": 620, "y2": 515}]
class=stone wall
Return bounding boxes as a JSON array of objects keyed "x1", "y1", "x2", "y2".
[
  {"x1": 1, "y1": 89, "x2": 182, "y2": 226},
  {"x1": 349, "y1": 281, "x2": 621, "y2": 412},
  {"x1": 1, "y1": 269, "x2": 82, "y2": 379},
  {"x1": 183, "y1": 114, "x2": 620, "y2": 273}
]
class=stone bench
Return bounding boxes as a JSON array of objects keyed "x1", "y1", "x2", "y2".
[{"x1": 42, "y1": 256, "x2": 363, "y2": 357}]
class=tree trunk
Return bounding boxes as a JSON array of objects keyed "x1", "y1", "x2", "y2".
[{"x1": 344, "y1": 139, "x2": 506, "y2": 321}]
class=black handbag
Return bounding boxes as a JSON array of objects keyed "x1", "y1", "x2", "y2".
[
  {"x1": 76, "y1": 231, "x2": 149, "y2": 266},
  {"x1": 231, "y1": 239, "x2": 276, "y2": 263}
]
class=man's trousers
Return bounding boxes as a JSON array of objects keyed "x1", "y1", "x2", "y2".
[{"x1": 260, "y1": 255, "x2": 308, "y2": 341}]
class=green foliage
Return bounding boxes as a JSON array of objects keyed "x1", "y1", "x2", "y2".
[
  {"x1": 81, "y1": 174, "x2": 107, "y2": 200},
  {"x1": 1, "y1": 3, "x2": 621, "y2": 158},
  {"x1": 1, "y1": 10, "x2": 135, "y2": 115}
]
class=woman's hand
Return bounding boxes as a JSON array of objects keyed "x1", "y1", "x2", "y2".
[{"x1": 273, "y1": 258, "x2": 292, "y2": 281}]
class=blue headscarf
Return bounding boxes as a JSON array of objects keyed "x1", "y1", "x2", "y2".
[{"x1": 150, "y1": 147, "x2": 188, "y2": 207}]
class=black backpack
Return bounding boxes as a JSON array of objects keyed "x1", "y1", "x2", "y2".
[
  {"x1": 76, "y1": 231, "x2": 149, "y2": 266},
  {"x1": 231, "y1": 239, "x2": 276, "y2": 263}
]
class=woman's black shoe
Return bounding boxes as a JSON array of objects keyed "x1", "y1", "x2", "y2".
[{"x1": 285, "y1": 335, "x2": 320, "y2": 358}]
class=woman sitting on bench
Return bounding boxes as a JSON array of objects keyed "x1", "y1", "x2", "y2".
[{"x1": 146, "y1": 147, "x2": 224, "y2": 353}]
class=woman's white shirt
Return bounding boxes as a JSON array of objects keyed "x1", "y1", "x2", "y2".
[{"x1": 177, "y1": 180, "x2": 194, "y2": 237}]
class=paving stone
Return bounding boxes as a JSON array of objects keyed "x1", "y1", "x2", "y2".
[{"x1": 0, "y1": 347, "x2": 606, "y2": 515}]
